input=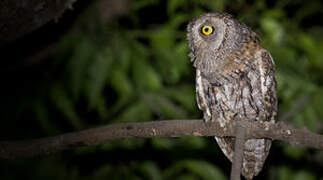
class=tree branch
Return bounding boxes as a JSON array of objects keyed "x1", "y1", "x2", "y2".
[
  {"x1": 230, "y1": 124, "x2": 246, "y2": 180},
  {"x1": 0, "y1": 0, "x2": 77, "y2": 46},
  {"x1": 0, "y1": 119, "x2": 323, "y2": 160}
]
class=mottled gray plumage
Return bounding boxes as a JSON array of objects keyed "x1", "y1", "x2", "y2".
[{"x1": 187, "y1": 13, "x2": 277, "y2": 180}]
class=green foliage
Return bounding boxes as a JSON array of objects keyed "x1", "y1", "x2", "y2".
[
  {"x1": 277, "y1": 166, "x2": 316, "y2": 180},
  {"x1": 50, "y1": 83, "x2": 83, "y2": 129},
  {"x1": 2, "y1": 0, "x2": 323, "y2": 179},
  {"x1": 164, "y1": 160, "x2": 226, "y2": 180}
]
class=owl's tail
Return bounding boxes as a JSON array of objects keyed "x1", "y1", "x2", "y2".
[{"x1": 215, "y1": 137, "x2": 271, "y2": 180}]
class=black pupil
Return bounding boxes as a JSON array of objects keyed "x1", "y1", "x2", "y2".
[{"x1": 204, "y1": 27, "x2": 209, "y2": 32}]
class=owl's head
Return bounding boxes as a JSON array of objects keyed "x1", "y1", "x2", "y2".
[{"x1": 187, "y1": 13, "x2": 258, "y2": 67}]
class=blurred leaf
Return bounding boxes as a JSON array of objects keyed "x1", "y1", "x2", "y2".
[
  {"x1": 109, "y1": 68, "x2": 133, "y2": 98},
  {"x1": 86, "y1": 48, "x2": 113, "y2": 108},
  {"x1": 116, "y1": 40, "x2": 132, "y2": 71},
  {"x1": 117, "y1": 100, "x2": 152, "y2": 122},
  {"x1": 137, "y1": 161, "x2": 162, "y2": 180},
  {"x1": 115, "y1": 139, "x2": 145, "y2": 150},
  {"x1": 271, "y1": 47, "x2": 297, "y2": 71},
  {"x1": 34, "y1": 101, "x2": 59, "y2": 135},
  {"x1": 211, "y1": 0, "x2": 226, "y2": 11},
  {"x1": 132, "y1": 0, "x2": 159, "y2": 10},
  {"x1": 294, "y1": 171, "x2": 316, "y2": 180},
  {"x1": 283, "y1": 145, "x2": 305, "y2": 159},
  {"x1": 129, "y1": 41, "x2": 163, "y2": 91},
  {"x1": 150, "y1": 28, "x2": 175, "y2": 50},
  {"x1": 65, "y1": 37, "x2": 95, "y2": 100},
  {"x1": 50, "y1": 83, "x2": 83, "y2": 129},
  {"x1": 178, "y1": 137, "x2": 207, "y2": 149},
  {"x1": 183, "y1": 160, "x2": 226, "y2": 180},
  {"x1": 154, "y1": 48, "x2": 184, "y2": 84},
  {"x1": 107, "y1": 68, "x2": 134, "y2": 114},
  {"x1": 161, "y1": 85, "x2": 196, "y2": 111},
  {"x1": 297, "y1": 33, "x2": 316, "y2": 54},
  {"x1": 312, "y1": 89, "x2": 323, "y2": 123},
  {"x1": 152, "y1": 39, "x2": 190, "y2": 84},
  {"x1": 277, "y1": 166, "x2": 316, "y2": 180},
  {"x1": 151, "y1": 138, "x2": 174, "y2": 149},
  {"x1": 167, "y1": 0, "x2": 186, "y2": 15},
  {"x1": 296, "y1": 33, "x2": 323, "y2": 67},
  {"x1": 132, "y1": 59, "x2": 162, "y2": 91},
  {"x1": 260, "y1": 17, "x2": 284, "y2": 45},
  {"x1": 176, "y1": 175, "x2": 198, "y2": 180},
  {"x1": 55, "y1": 33, "x2": 83, "y2": 66},
  {"x1": 95, "y1": 94, "x2": 109, "y2": 120},
  {"x1": 302, "y1": 105, "x2": 320, "y2": 132},
  {"x1": 168, "y1": 13, "x2": 188, "y2": 29},
  {"x1": 144, "y1": 93, "x2": 188, "y2": 119},
  {"x1": 277, "y1": 166, "x2": 293, "y2": 180},
  {"x1": 73, "y1": 146, "x2": 97, "y2": 155},
  {"x1": 165, "y1": 160, "x2": 226, "y2": 180},
  {"x1": 91, "y1": 165, "x2": 112, "y2": 180},
  {"x1": 263, "y1": 9, "x2": 285, "y2": 19}
]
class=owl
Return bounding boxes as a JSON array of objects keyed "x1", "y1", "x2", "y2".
[{"x1": 187, "y1": 13, "x2": 277, "y2": 180}]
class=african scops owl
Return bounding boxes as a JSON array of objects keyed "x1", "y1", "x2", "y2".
[{"x1": 187, "y1": 13, "x2": 277, "y2": 179}]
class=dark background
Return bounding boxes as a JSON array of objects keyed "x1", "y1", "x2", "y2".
[{"x1": 1, "y1": 0, "x2": 323, "y2": 179}]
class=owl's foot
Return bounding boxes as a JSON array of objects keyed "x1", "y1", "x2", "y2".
[
  {"x1": 203, "y1": 113, "x2": 219, "y2": 127},
  {"x1": 203, "y1": 113, "x2": 212, "y2": 123}
]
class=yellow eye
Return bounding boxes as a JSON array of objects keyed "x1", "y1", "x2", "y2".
[{"x1": 201, "y1": 25, "x2": 214, "y2": 36}]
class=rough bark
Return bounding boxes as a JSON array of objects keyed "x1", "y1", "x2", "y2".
[
  {"x1": 230, "y1": 124, "x2": 246, "y2": 180},
  {"x1": 0, "y1": 119, "x2": 322, "y2": 159},
  {"x1": 0, "y1": 0, "x2": 77, "y2": 45}
]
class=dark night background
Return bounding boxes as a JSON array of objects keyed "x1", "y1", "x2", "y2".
[{"x1": 1, "y1": 0, "x2": 323, "y2": 179}]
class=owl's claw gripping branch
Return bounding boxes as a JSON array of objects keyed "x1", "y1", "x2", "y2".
[{"x1": 0, "y1": 119, "x2": 323, "y2": 160}]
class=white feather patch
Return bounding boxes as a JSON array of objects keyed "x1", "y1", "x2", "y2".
[{"x1": 196, "y1": 69, "x2": 211, "y2": 120}]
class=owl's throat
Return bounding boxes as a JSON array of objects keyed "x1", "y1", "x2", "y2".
[{"x1": 194, "y1": 50, "x2": 228, "y2": 77}]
